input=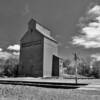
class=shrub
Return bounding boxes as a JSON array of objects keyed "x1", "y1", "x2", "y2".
[{"x1": 92, "y1": 61, "x2": 100, "y2": 78}]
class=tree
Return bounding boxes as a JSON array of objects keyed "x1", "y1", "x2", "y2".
[
  {"x1": 63, "y1": 59, "x2": 75, "y2": 75},
  {"x1": 63, "y1": 59, "x2": 71, "y2": 68},
  {"x1": 77, "y1": 58, "x2": 91, "y2": 76},
  {"x1": 92, "y1": 61, "x2": 100, "y2": 78},
  {"x1": 3, "y1": 57, "x2": 19, "y2": 77}
]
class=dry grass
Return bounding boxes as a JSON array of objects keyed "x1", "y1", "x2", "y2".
[
  {"x1": 0, "y1": 78, "x2": 100, "y2": 100},
  {"x1": 0, "y1": 83, "x2": 99, "y2": 100}
]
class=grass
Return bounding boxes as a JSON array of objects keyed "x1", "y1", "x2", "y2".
[{"x1": 0, "y1": 79, "x2": 99, "y2": 100}]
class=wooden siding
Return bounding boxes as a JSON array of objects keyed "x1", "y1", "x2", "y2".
[
  {"x1": 43, "y1": 38, "x2": 58, "y2": 77},
  {"x1": 19, "y1": 29, "x2": 44, "y2": 77}
]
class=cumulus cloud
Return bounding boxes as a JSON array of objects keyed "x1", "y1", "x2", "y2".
[
  {"x1": 0, "y1": 44, "x2": 20, "y2": 60},
  {"x1": 91, "y1": 53, "x2": 100, "y2": 61},
  {"x1": 12, "y1": 52, "x2": 20, "y2": 56},
  {"x1": 0, "y1": 51, "x2": 12, "y2": 60},
  {"x1": 72, "y1": 4, "x2": 100, "y2": 48},
  {"x1": 0, "y1": 48, "x2": 3, "y2": 52},
  {"x1": 88, "y1": 5, "x2": 100, "y2": 15},
  {"x1": 7, "y1": 44, "x2": 20, "y2": 51},
  {"x1": 0, "y1": 51, "x2": 20, "y2": 60}
]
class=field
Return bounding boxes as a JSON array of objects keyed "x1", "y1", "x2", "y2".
[{"x1": 0, "y1": 78, "x2": 99, "y2": 100}]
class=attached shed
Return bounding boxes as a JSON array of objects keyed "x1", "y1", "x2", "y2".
[{"x1": 18, "y1": 18, "x2": 59, "y2": 77}]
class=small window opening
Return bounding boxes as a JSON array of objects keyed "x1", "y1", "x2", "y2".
[{"x1": 31, "y1": 29, "x2": 33, "y2": 32}]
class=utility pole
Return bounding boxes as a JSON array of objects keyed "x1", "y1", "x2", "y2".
[{"x1": 74, "y1": 52, "x2": 79, "y2": 84}]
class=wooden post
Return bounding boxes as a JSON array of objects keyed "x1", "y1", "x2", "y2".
[
  {"x1": 75, "y1": 60, "x2": 78, "y2": 84},
  {"x1": 74, "y1": 52, "x2": 78, "y2": 84}
]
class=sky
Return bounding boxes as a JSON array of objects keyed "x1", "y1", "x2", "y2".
[{"x1": 0, "y1": 0, "x2": 100, "y2": 61}]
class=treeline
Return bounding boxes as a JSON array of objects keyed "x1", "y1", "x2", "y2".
[
  {"x1": 63, "y1": 58, "x2": 100, "y2": 78},
  {"x1": 0, "y1": 57, "x2": 19, "y2": 77},
  {"x1": 0, "y1": 56, "x2": 100, "y2": 79}
]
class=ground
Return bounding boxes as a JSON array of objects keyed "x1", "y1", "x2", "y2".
[{"x1": 0, "y1": 78, "x2": 100, "y2": 100}]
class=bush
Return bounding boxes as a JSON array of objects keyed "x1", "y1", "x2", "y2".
[
  {"x1": 63, "y1": 59, "x2": 75, "y2": 75},
  {"x1": 0, "y1": 57, "x2": 19, "y2": 77},
  {"x1": 63, "y1": 59, "x2": 71, "y2": 68},
  {"x1": 64, "y1": 66, "x2": 75, "y2": 75},
  {"x1": 91, "y1": 61, "x2": 100, "y2": 78},
  {"x1": 77, "y1": 63, "x2": 91, "y2": 77},
  {"x1": 3, "y1": 64, "x2": 19, "y2": 77}
]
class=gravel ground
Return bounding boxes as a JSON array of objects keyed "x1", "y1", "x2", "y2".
[{"x1": 0, "y1": 84, "x2": 100, "y2": 100}]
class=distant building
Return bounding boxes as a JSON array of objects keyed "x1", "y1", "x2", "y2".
[{"x1": 18, "y1": 19, "x2": 59, "y2": 77}]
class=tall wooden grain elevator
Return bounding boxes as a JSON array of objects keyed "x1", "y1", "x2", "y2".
[{"x1": 18, "y1": 18, "x2": 59, "y2": 77}]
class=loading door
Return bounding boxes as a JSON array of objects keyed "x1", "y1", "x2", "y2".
[{"x1": 52, "y1": 55, "x2": 59, "y2": 77}]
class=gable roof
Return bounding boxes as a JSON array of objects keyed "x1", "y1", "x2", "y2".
[
  {"x1": 35, "y1": 22, "x2": 57, "y2": 43},
  {"x1": 21, "y1": 18, "x2": 58, "y2": 43}
]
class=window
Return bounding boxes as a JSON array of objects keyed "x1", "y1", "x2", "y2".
[{"x1": 31, "y1": 29, "x2": 33, "y2": 32}]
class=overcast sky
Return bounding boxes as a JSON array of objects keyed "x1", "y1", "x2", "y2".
[{"x1": 0, "y1": 0, "x2": 100, "y2": 60}]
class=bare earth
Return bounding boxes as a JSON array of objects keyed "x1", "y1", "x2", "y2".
[{"x1": 0, "y1": 78, "x2": 100, "y2": 100}]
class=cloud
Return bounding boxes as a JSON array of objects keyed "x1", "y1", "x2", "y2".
[
  {"x1": 0, "y1": 44, "x2": 20, "y2": 60},
  {"x1": 88, "y1": 5, "x2": 100, "y2": 15},
  {"x1": 91, "y1": 53, "x2": 100, "y2": 61},
  {"x1": 7, "y1": 44, "x2": 20, "y2": 51},
  {"x1": 0, "y1": 51, "x2": 20, "y2": 60},
  {"x1": 12, "y1": 52, "x2": 20, "y2": 56},
  {"x1": 0, "y1": 48, "x2": 3, "y2": 52},
  {"x1": 0, "y1": 51, "x2": 12, "y2": 60},
  {"x1": 72, "y1": 4, "x2": 100, "y2": 48}
]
